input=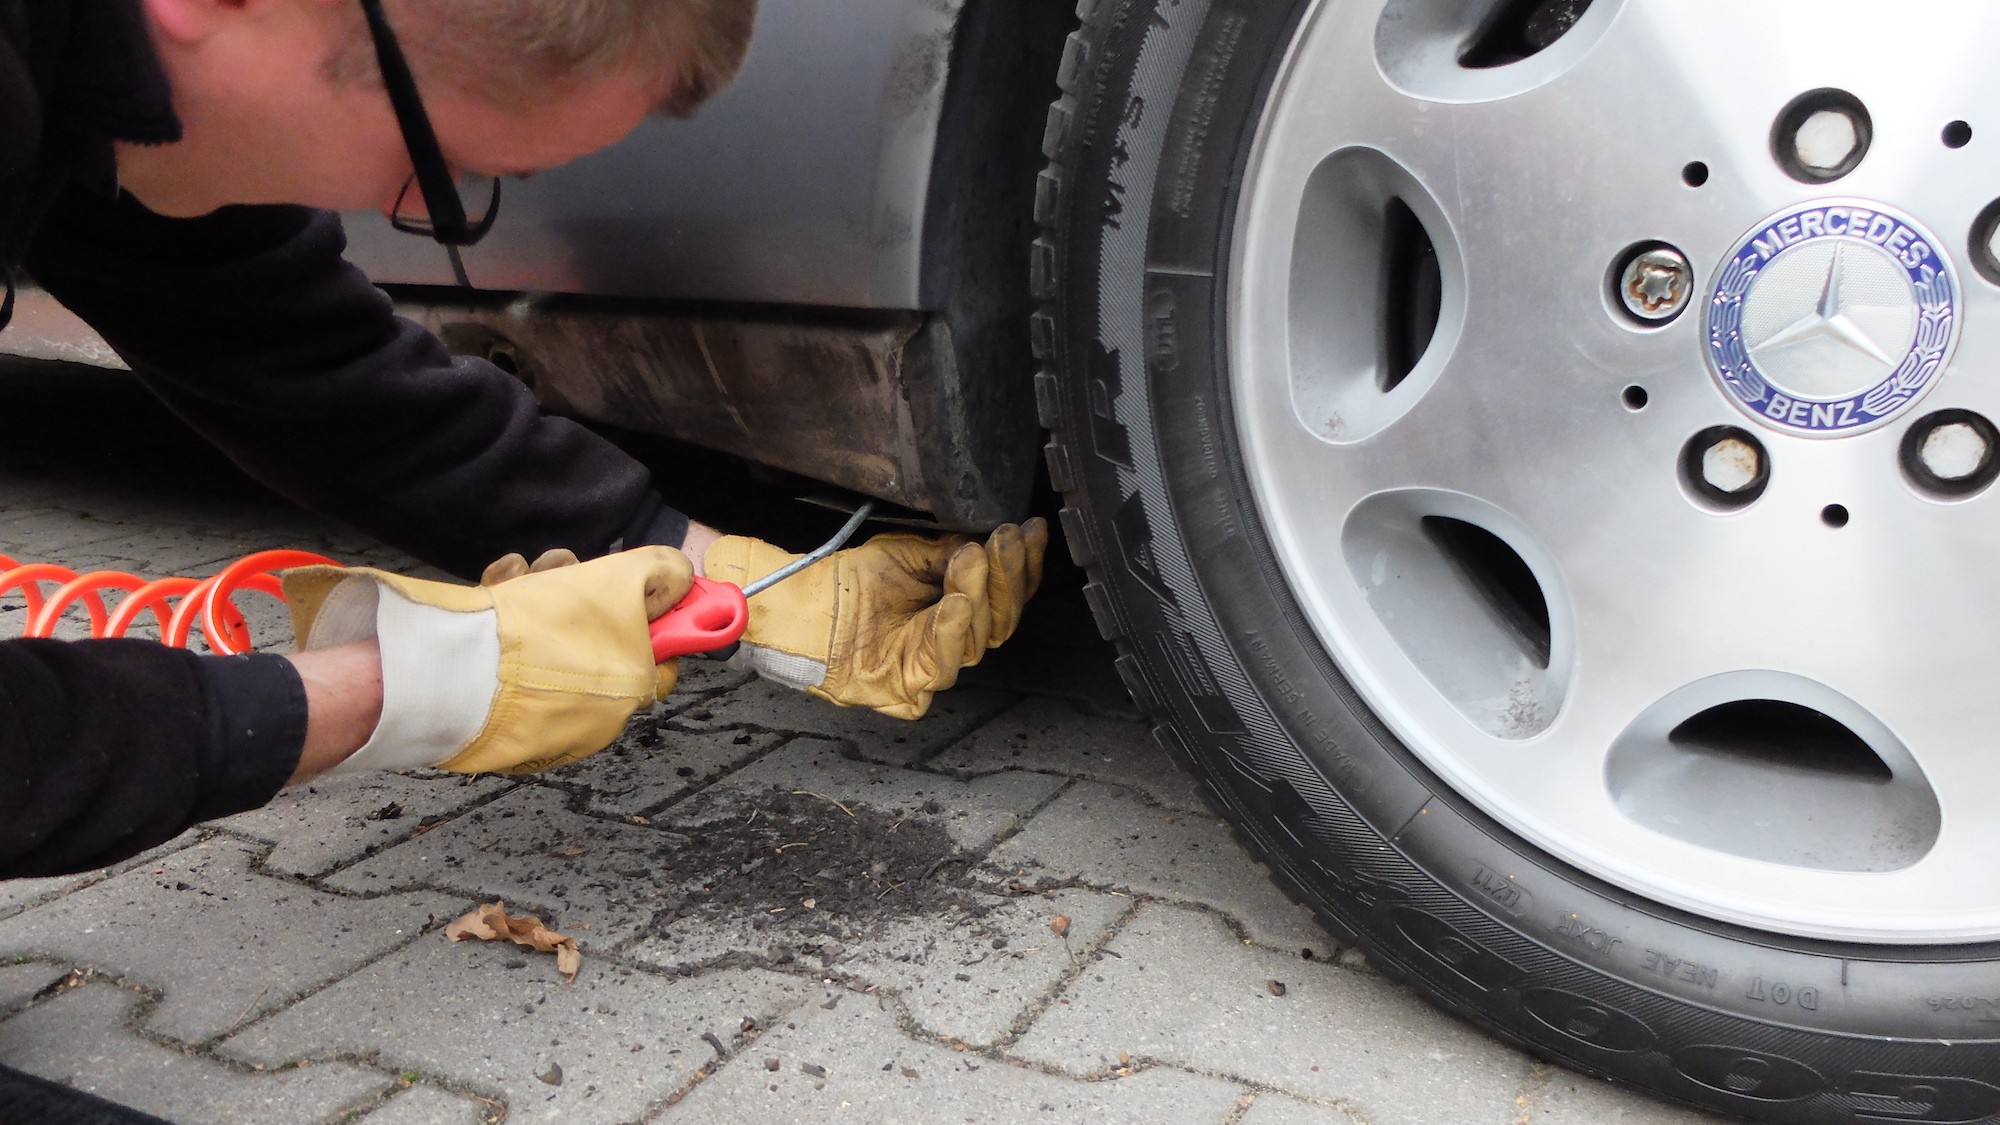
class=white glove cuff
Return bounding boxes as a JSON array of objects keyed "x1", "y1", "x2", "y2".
[
  {"x1": 727, "y1": 642, "x2": 828, "y2": 692},
  {"x1": 306, "y1": 579, "x2": 501, "y2": 776}
]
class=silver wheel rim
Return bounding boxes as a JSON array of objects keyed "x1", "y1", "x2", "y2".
[{"x1": 1230, "y1": 0, "x2": 2000, "y2": 941}]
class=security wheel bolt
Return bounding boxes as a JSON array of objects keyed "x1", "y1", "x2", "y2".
[
  {"x1": 1793, "y1": 108, "x2": 1862, "y2": 171},
  {"x1": 1773, "y1": 90, "x2": 1872, "y2": 183},
  {"x1": 1617, "y1": 246, "x2": 1692, "y2": 323},
  {"x1": 1899, "y1": 411, "x2": 2000, "y2": 499},
  {"x1": 1918, "y1": 421, "x2": 1989, "y2": 481},
  {"x1": 1702, "y1": 437, "x2": 1763, "y2": 494}
]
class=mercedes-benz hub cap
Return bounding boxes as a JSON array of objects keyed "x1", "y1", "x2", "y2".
[{"x1": 1705, "y1": 199, "x2": 1960, "y2": 436}]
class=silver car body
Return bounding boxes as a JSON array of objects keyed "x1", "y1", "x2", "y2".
[{"x1": 10, "y1": 0, "x2": 1066, "y2": 527}]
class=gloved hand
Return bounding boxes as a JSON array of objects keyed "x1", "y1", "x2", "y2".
[
  {"x1": 284, "y1": 546, "x2": 692, "y2": 775},
  {"x1": 702, "y1": 518, "x2": 1047, "y2": 720}
]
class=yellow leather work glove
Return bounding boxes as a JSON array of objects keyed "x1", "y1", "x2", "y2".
[
  {"x1": 284, "y1": 546, "x2": 692, "y2": 776},
  {"x1": 702, "y1": 518, "x2": 1047, "y2": 720}
]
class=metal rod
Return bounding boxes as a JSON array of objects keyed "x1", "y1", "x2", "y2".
[{"x1": 743, "y1": 501, "x2": 876, "y2": 596}]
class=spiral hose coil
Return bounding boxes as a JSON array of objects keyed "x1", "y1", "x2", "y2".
[{"x1": 0, "y1": 550, "x2": 338, "y2": 654}]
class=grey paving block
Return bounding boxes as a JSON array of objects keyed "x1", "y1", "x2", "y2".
[
  {"x1": 664, "y1": 739, "x2": 1065, "y2": 851},
  {"x1": 0, "y1": 837, "x2": 453, "y2": 1042},
  {"x1": 0, "y1": 981, "x2": 391, "y2": 1123},
  {"x1": 1240, "y1": 1091, "x2": 1367, "y2": 1125},
  {"x1": 223, "y1": 938, "x2": 812, "y2": 1125},
  {"x1": 0, "y1": 515, "x2": 137, "y2": 559},
  {"x1": 659, "y1": 999, "x2": 1245, "y2": 1124},
  {"x1": 0, "y1": 962, "x2": 67, "y2": 1011},
  {"x1": 548, "y1": 724, "x2": 784, "y2": 820},
  {"x1": 633, "y1": 885, "x2": 1130, "y2": 1047},
  {"x1": 664, "y1": 655, "x2": 756, "y2": 698},
  {"x1": 355, "y1": 1083, "x2": 494, "y2": 1125},
  {"x1": 1523, "y1": 1069, "x2": 1730, "y2": 1124},
  {"x1": 1, "y1": 866, "x2": 121, "y2": 919},
  {"x1": 218, "y1": 771, "x2": 514, "y2": 878},
  {"x1": 1014, "y1": 904, "x2": 1532, "y2": 1125},
  {"x1": 671, "y1": 678, "x2": 1013, "y2": 766},
  {"x1": 989, "y1": 781, "x2": 1326, "y2": 951},
  {"x1": 931, "y1": 696, "x2": 1208, "y2": 814},
  {"x1": 325, "y1": 786, "x2": 708, "y2": 947},
  {"x1": 0, "y1": 834, "x2": 207, "y2": 918}
]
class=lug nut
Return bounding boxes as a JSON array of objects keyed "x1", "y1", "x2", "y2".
[
  {"x1": 1617, "y1": 246, "x2": 1692, "y2": 322},
  {"x1": 1701, "y1": 436, "x2": 1763, "y2": 493},
  {"x1": 1918, "y1": 421, "x2": 1989, "y2": 481},
  {"x1": 1773, "y1": 90, "x2": 1871, "y2": 183},
  {"x1": 1793, "y1": 108, "x2": 1862, "y2": 171}
]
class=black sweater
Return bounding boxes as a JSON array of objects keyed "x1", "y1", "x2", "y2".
[{"x1": 0, "y1": 4, "x2": 689, "y2": 876}]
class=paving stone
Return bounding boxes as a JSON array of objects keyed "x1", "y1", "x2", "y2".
[
  {"x1": 1240, "y1": 1091, "x2": 1368, "y2": 1125},
  {"x1": 633, "y1": 885, "x2": 1130, "y2": 1047},
  {"x1": 0, "y1": 981, "x2": 391, "y2": 1122},
  {"x1": 223, "y1": 938, "x2": 812, "y2": 1125},
  {"x1": 1523, "y1": 1069, "x2": 1731, "y2": 1124},
  {"x1": 218, "y1": 771, "x2": 514, "y2": 878},
  {"x1": 663, "y1": 655, "x2": 757, "y2": 698},
  {"x1": 0, "y1": 961, "x2": 67, "y2": 1011},
  {"x1": 549, "y1": 725, "x2": 784, "y2": 820},
  {"x1": 671, "y1": 678, "x2": 1013, "y2": 766},
  {"x1": 1, "y1": 859, "x2": 139, "y2": 920},
  {"x1": 0, "y1": 835, "x2": 212, "y2": 920},
  {"x1": 325, "y1": 786, "x2": 706, "y2": 947},
  {"x1": 931, "y1": 696, "x2": 1208, "y2": 814},
  {"x1": 1014, "y1": 904, "x2": 1532, "y2": 1125},
  {"x1": 354, "y1": 1083, "x2": 494, "y2": 1125},
  {"x1": 664, "y1": 739, "x2": 1065, "y2": 851},
  {"x1": 0, "y1": 838, "x2": 452, "y2": 1042},
  {"x1": 0, "y1": 514, "x2": 140, "y2": 559},
  {"x1": 659, "y1": 999, "x2": 1245, "y2": 1124},
  {"x1": 989, "y1": 781, "x2": 1325, "y2": 951}
]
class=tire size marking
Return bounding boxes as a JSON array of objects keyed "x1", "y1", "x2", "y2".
[
  {"x1": 1641, "y1": 949, "x2": 1719, "y2": 991},
  {"x1": 1553, "y1": 914, "x2": 1624, "y2": 956},
  {"x1": 1470, "y1": 865, "x2": 1526, "y2": 914},
  {"x1": 1744, "y1": 977, "x2": 1820, "y2": 1011}
]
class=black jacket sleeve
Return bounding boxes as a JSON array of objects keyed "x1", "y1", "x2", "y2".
[
  {"x1": 0, "y1": 642, "x2": 302, "y2": 878},
  {"x1": 24, "y1": 187, "x2": 689, "y2": 579}
]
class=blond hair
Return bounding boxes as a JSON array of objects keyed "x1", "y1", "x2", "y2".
[{"x1": 332, "y1": 0, "x2": 757, "y2": 118}]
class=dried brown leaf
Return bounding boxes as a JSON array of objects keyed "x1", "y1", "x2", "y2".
[{"x1": 445, "y1": 900, "x2": 583, "y2": 982}]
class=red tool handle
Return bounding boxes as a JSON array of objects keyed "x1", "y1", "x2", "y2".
[{"x1": 649, "y1": 576, "x2": 749, "y2": 661}]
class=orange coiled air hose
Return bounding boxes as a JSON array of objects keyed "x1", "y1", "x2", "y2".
[{"x1": 0, "y1": 550, "x2": 339, "y2": 654}]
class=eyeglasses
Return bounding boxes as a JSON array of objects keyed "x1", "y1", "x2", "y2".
[{"x1": 358, "y1": 0, "x2": 501, "y2": 246}]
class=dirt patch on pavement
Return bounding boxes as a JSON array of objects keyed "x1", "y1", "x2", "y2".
[{"x1": 645, "y1": 787, "x2": 990, "y2": 945}]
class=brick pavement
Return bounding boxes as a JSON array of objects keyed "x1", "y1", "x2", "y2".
[{"x1": 0, "y1": 362, "x2": 1728, "y2": 1123}]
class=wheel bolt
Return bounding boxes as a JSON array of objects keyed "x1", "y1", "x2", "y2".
[
  {"x1": 1918, "y1": 421, "x2": 1989, "y2": 481},
  {"x1": 1617, "y1": 247, "x2": 1692, "y2": 322},
  {"x1": 1792, "y1": 108, "x2": 1862, "y2": 171},
  {"x1": 1702, "y1": 437, "x2": 1762, "y2": 493}
]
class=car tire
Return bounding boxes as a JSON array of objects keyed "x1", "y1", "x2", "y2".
[{"x1": 1033, "y1": 0, "x2": 2000, "y2": 1120}]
